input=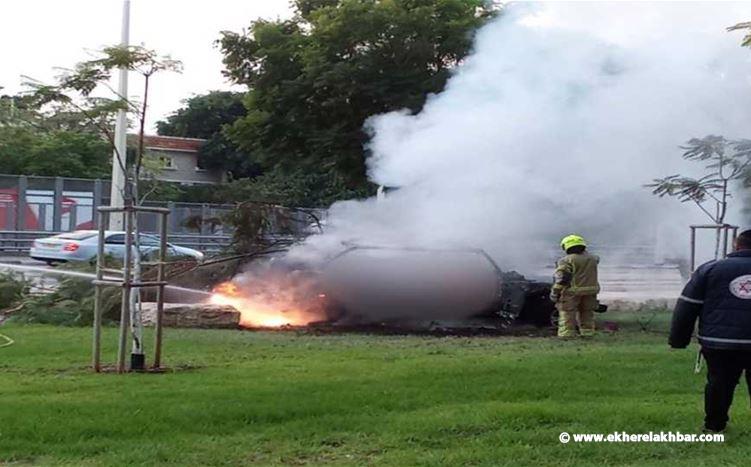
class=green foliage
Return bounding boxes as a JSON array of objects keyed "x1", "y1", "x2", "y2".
[
  {"x1": 220, "y1": 0, "x2": 498, "y2": 188},
  {"x1": 647, "y1": 135, "x2": 751, "y2": 224},
  {"x1": 175, "y1": 167, "x2": 374, "y2": 207},
  {"x1": 137, "y1": 177, "x2": 187, "y2": 203},
  {"x1": 188, "y1": 169, "x2": 364, "y2": 251},
  {"x1": 728, "y1": 21, "x2": 751, "y2": 48},
  {"x1": 224, "y1": 202, "x2": 292, "y2": 253},
  {"x1": 29, "y1": 45, "x2": 182, "y2": 105},
  {"x1": 22, "y1": 83, "x2": 127, "y2": 137},
  {"x1": 4, "y1": 45, "x2": 180, "y2": 181},
  {"x1": 1, "y1": 88, "x2": 113, "y2": 178},
  {"x1": 0, "y1": 273, "x2": 28, "y2": 311},
  {"x1": 157, "y1": 91, "x2": 246, "y2": 140},
  {"x1": 199, "y1": 131, "x2": 261, "y2": 179},
  {"x1": 0, "y1": 93, "x2": 38, "y2": 126},
  {"x1": 10, "y1": 264, "x2": 120, "y2": 327},
  {"x1": 221, "y1": 168, "x2": 374, "y2": 207},
  {"x1": 0, "y1": 125, "x2": 111, "y2": 177},
  {"x1": 156, "y1": 91, "x2": 258, "y2": 179},
  {"x1": 24, "y1": 45, "x2": 182, "y2": 204},
  {"x1": 223, "y1": 201, "x2": 324, "y2": 253}
]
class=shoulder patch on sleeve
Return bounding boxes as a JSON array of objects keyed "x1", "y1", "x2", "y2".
[{"x1": 730, "y1": 275, "x2": 751, "y2": 299}]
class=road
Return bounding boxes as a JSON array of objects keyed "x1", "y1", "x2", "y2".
[
  {"x1": 0, "y1": 255, "x2": 62, "y2": 293},
  {"x1": 536, "y1": 264, "x2": 684, "y2": 305},
  {"x1": 3, "y1": 251, "x2": 686, "y2": 306},
  {"x1": 0, "y1": 254, "x2": 50, "y2": 266}
]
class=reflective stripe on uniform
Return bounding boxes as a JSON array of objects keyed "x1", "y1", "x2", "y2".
[
  {"x1": 570, "y1": 285, "x2": 600, "y2": 294},
  {"x1": 698, "y1": 335, "x2": 751, "y2": 344},
  {"x1": 679, "y1": 295, "x2": 704, "y2": 305}
]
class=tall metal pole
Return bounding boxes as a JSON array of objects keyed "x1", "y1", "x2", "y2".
[{"x1": 109, "y1": 0, "x2": 131, "y2": 230}]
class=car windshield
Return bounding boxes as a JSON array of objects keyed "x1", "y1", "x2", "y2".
[{"x1": 53, "y1": 232, "x2": 97, "y2": 241}]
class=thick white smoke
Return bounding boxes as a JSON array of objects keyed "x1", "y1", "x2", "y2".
[{"x1": 289, "y1": 2, "x2": 751, "y2": 275}]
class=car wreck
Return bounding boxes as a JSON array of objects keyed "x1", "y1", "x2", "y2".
[{"x1": 206, "y1": 245, "x2": 557, "y2": 333}]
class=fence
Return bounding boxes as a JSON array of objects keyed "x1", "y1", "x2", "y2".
[{"x1": 0, "y1": 174, "x2": 324, "y2": 253}]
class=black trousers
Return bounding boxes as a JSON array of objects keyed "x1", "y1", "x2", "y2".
[{"x1": 702, "y1": 347, "x2": 751, "y2": 431}]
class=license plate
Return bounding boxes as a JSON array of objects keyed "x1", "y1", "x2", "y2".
[{"x1": 37, "y1": 242, "x2": 58, "y2": 250}]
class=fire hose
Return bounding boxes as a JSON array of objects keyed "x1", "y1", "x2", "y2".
[
  {"x1": 0, "y1": 303, "x2": 22, "y2": 349},
  {"x1": 0, "y1": 332, "x2": 14, "y2": 348}
]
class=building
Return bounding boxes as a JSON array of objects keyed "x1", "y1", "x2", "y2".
[{"x1": 134, "y1": 135, "x2": 224, "y2": 185}]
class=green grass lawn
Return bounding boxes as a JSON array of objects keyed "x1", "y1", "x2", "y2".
[{"x1": 0, "y1": 312, "x2": 748, "y2": 466}]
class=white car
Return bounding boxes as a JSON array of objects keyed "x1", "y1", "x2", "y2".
[{"x1": 30, "y1": 230, "x2": 204, "y2": 264}]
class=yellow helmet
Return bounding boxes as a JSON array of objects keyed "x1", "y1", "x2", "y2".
[{"x1": 561, "y1": 234, "x2": 587, "y2": 251}]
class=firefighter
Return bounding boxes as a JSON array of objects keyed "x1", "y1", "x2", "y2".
[
  {"x1": 550, "y1": 234, "x2": 601, "y2": 338},
  {"x1": 670, "y1": 229, "x2": 751, "y2": 433}
]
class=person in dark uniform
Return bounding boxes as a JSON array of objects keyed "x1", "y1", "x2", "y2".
[{"x1": 670, "y1": 229, "x2": 751, "y2": 432}]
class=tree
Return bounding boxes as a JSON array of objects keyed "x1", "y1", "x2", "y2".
[
  {"x1": 156, "y1": 91, "x2": 245, "y2": 139},
  {"x1": 1, "y1": 90, "x2": 112, "y2": 177},
  {"x1": 156, "y1": 91, "x2": 257, "y2": 178},
  {"x1": 176, "y1": 166, "x2": 371, "y2": 208},
  {"x1": 24, "y1": 45, "x2": 181, "y2": 366},
  {"x1": 0, "y1": 91, "x2": 35, "y2": 126},
  {"x1": 25, "y1": 45, "x2": 182, "y2": 203},
  {"x1": 647, "y1": 136, "x2": 751, "y2": 258},
  {"x1": 647, "y1": 21, "x2": 751, "y2": 260},
  {"x1": 219, "y1": 0, "x2": 498, "y2": 190},
  {"x1": 728, "y1": 21, "x2": 751, "y2": 47},
  {"x1": 0, "y1": 125, "x2": 111, "y2": 178},
  {"x1": 647, "y1": 21, "x2": 751, "y2": 259}
]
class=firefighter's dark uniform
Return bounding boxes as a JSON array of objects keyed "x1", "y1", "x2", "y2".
[{"x1": 670, "y1": 249, "x2": 751, "y2": 431}]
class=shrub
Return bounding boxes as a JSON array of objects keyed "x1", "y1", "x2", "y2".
[
  {"x1": 9, "y1": 264, "x2": 120, "y2": 326},
  {"x1": 0, "y1": 273, "x2": 28, "y2": 311}
]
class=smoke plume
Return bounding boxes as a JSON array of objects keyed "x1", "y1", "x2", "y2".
[{"x1": 289, "y1": 1, "x2": 751, "y2": 275}]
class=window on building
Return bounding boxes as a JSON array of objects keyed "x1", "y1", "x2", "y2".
[
  {"x1": 195, "y1": 156, "x2": 207, "y2": 172},
  {"x1": 160, "y1": 156, "x2": 175, "y2": 169}
]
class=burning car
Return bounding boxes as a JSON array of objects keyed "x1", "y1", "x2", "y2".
[{"x1": 209, "y1": 246, "x2": 555, "y2": 331}]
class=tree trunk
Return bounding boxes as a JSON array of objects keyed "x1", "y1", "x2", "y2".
[{"x1": 129, "y1": 74, "x2": 151, "y2": 357}]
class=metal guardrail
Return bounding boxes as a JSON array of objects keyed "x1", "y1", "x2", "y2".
[{"x1": 0, "y1": 230, "x2": 232, "y2": 254}]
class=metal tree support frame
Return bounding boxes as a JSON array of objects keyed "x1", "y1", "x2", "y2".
[
  {"x1": 689, "y1": 224, "x2": 739, "y2": 273},
  {"x1": 92, "y1": 205, "x2": 170, "y2": 373}
]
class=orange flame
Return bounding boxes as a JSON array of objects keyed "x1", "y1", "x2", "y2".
[{"x1": 209, "y1": 280, "x2": 325, "y2": 328}]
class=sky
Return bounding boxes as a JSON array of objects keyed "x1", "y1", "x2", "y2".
[{"x1": 0, "y1": 0, "x2": 293, "y2": 132}]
